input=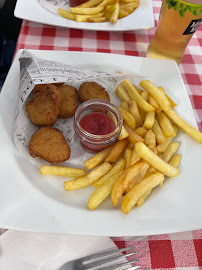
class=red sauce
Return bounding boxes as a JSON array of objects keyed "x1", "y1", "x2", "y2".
[
  {"x1": 69, "y1": 0, "x2": 88, "y2": 7},
  {"x1": 79, "y1": 112, "x2": 116, "y2": 135}
]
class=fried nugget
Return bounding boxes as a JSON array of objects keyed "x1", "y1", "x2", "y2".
[
  {"x1": 29, "y1": 127, "x2": 70, "y2": 164},
  {"x1": 26, "y1": 84, "x2": 61, "y2": 127},
  {"x1": 78, "y1": 82, "x2": 110, "y2": 103},
  {"x1": 58, "y1": 85, "x2": 78, "y2": 118},
  {"x1": 32, "y1": 83, "x2": 64, "y2": 94}
]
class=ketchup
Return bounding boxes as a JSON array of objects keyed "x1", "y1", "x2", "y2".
[
  {"x1": 80, "y1": 112, "x2": 116, "y2": 135},
  {"x1": 69, "y1": 0, "x2": 88, "y2": 7}
]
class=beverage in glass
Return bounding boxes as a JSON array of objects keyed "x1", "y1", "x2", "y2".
[{"x1": 147, "y1": 0, "x2": 202, "y2": 64}]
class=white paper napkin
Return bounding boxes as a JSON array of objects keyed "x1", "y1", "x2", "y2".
[{"x1": 0, "y1": 231, "x2": 117, "y2": 270}]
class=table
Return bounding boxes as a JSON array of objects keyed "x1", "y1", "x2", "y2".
[{"x1": 11, "y1": 0, "x2": 202, "y2": 269}]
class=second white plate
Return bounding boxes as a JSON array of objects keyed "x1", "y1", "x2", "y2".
[{"x1": 14, "y1": 0, "x2": 154, "y2": 31}]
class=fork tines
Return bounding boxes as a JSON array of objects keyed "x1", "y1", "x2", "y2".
[{"x1": 81, "y1": 246, "x2": 141, "y2": 270}]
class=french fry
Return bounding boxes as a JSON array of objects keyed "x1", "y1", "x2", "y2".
[
  {"x1": 152, "y1": 118, "x2": 166, "y2": 144},
  {"x1": 64, "y1": 162, "x2": 112, "y2": 191},
  {"x1": 158, "y1": 86, "x2": 165, "y2": 94},
  {"x1": 138, "y1": 151, "x2": 181, "y2": 206},
  {"x1": 77, "y1": 0, "x2": 103, "y2": 8},
  {"x1": 130, "y1": 148, "x2": 141, "y2": 165},
  {"x1": 87, "y1": 17, "x2": 106, "y2": 22},
  {"x1": 93, "y1": 158, "x2": 126, "y2": 187},
  {"x1": 70, "y1": 6, "x2": 104, "y2": 15},
  {"x1": 138, "y1": 91, "x2": 148, "y2": 121},
  {"x1": 132, "y1": 85, "x2": 143, "y2": 95},
  {"x1": 148, "y1": 94, "x2": 162, "y2": 112},
  {"x1": 109, "y1": 0, "x2": 120, "y2": 4},
  {"x1": 118, "y1": 10, "x2": 129, "y2": 18},
  {"x1": 121, "y1": 172, "x2": 164, "y2": 214},
  {"x1": 98, "y1": 0, "x2": 111, "y2": 7},
  {"x1": 59, "y1": 0, "x2": 139, "y2": 24},
  {"x1": 156, "y1": 124, "x2": 179, "y2": 153},
  {"x1": 121, "y1": 6, "x2": 133, "y2": 13},
  {"x1": 156, "y1": 112, "x2": 176, "y2": 137},
  {"x1": 135, "y1": 142, "x2": 179, "y2": 177},
  {"x1": 141, "y1": 145, "x2": 168, "y2": 192},
  {"x1": 141, "y1": 91, "x2": 149, "y2": 101},
  {"x1": 120, "y1": 2, "x2": 139, "y2": 9},
  {"x1": 118, "y1": 106, "x2": 136, "y2": 129},
  {"x1": 105, "y1": 138, "x2": 128, "y2": 163},
  {"x1": 105, "y1": 4, "x2": 116, "y2": 13},
  {"x1": 127, "y1": 162, "x2": 150, "y2": 192},
  {"x1": 122, "y1": 80, "x2": 155, "y2": 112},
  {"x1": 124, "y1": 147, "x2": 133, "y2": 169},
  {"x1": 104, "y1": 9, "x2": 113, "y2": 20},
  {"x1": 110, "y1": 1, "x2": 120, "y2": 23},
  {"x1": 143, "y1": 111, "x2": 155, "y2": 129},
  {"x1": 128, "y1": 100, "x2": 142, "y2": 127},
  {"x1": 75, "y1": 12, "x2": 103, "y2": 22},
  {"x1": 135, "y1": 127, "x2": 148, "y2": 138},
  {"x1": 144, "y1": 130, "x2": 156, "y2": 150},
  {"x1": 85, "y1": 145, "x2": 114, "y2": 170},
  {"x1": 158, "y1": 86, "x2": 177, "y2": 109},
  {"x1": 162, "y1": 142, "x2": 180, "y2": 163},
  {"x1": 123, "y1": 123, "x2": 144, "y2": 144},
  {"x1": 122, "y1": 0, "x2": 139, "y2": 3},
  {"x1": 88, "y1": 170, "x2": 123, "y2": 210},
  {"x1": 58, "y1": 8, "x2": 76, "y2": 20},
  {"x1": 166, "y1": 95, "x2": 177, "y2": 109},
  {"x1": 40, "y1": 165, "x2": 86, "y2": 177},
  {"x1": 165, "y1": 108, "x2": 202, "y2": 144},
  {"x1": 127, "y1": 142, "x2": 135, "y2": 149},
  {"x1": 111, "y1": 161, "x2": 145, "y2": 206},
  {"x1": 145, "y1": 166, "x2": 157, "y2": 177},
  {"x1": 137, "y1": 189, "x2": 151, "y2": 207},
  {"x1": 121, "y1": 101, "x2": 129, "y2": 111},
  {"x1": 169, "y1": 154, "x2": 181, "y2": 168},
  {"x1": 139, "y1": 80, "x2": 170, "y2": 112},
  {"x1": 116, "y1": 84, "x2": 130, "y2": 102},
  {"x1": 118, "y1": 125, "x2": 129, "y2": 140}
]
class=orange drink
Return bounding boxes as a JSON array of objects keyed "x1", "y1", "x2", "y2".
[{"x1": 147, "y1": 0, "x2": 202, "y2": 64}]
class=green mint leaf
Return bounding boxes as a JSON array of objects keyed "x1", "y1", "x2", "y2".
[
  {"x1": 178, "y1": 5, "x2": 187, "y2": 18},
  {"x1": 170, "y1": 0, "x2": 177, "y2": 7},
  {"x1": 192, "y1": 8, "x2": 197, "y2": 16},
  {"x1": 165, "y1": 0, "x2": 200, "y2": 18},
  {"x1": 180, "y1": 3, "x2": 185, "y2": 8},
  {"x1": 173, "y1": 3, "x2": 178, "y2": 11}
]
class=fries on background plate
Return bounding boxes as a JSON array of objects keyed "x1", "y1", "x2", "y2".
[{"x1": 58, "y1": 0, "x2": 140, "y2": 24}]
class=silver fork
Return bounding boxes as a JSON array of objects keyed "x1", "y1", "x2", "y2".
[{"x1": 60, "y1": 246, "x2": 141, "y2": 270}]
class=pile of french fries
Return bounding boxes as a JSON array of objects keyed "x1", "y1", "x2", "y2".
[
  {"x1": 58, "y1": 0, "x2": 139, "y2": 23},
  {"x1": 40, "y1": 79, "x2": 202, "y2": 214}
]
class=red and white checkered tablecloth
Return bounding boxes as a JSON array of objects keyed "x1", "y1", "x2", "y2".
[{"x1": 11, "y1": 0, "x2": 202, "y2": 269}]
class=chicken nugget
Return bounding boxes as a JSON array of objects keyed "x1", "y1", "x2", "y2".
[
  {"x1": 26, "y1": 84, "x2": 61, "y2": 126},
  {"x1": 32, "y1": 83, "x2": 64, "y2": 94},
  {"x1": 29, "y1": 127, "x2": 70, "y2": 164},
  {"x1": 58, "y1": 85, "x2": 78, "y2": 118},
  {"x1": 78, "y1": 82, "x2": 110, "y2": 103}
]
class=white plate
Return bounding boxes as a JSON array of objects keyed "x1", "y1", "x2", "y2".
[
  {"x1": 1, "y1": 50, "x2": 202, "y2": 236},
  {"x1": 14, "y1": 0, "x2": 154, "y2": 31}
]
